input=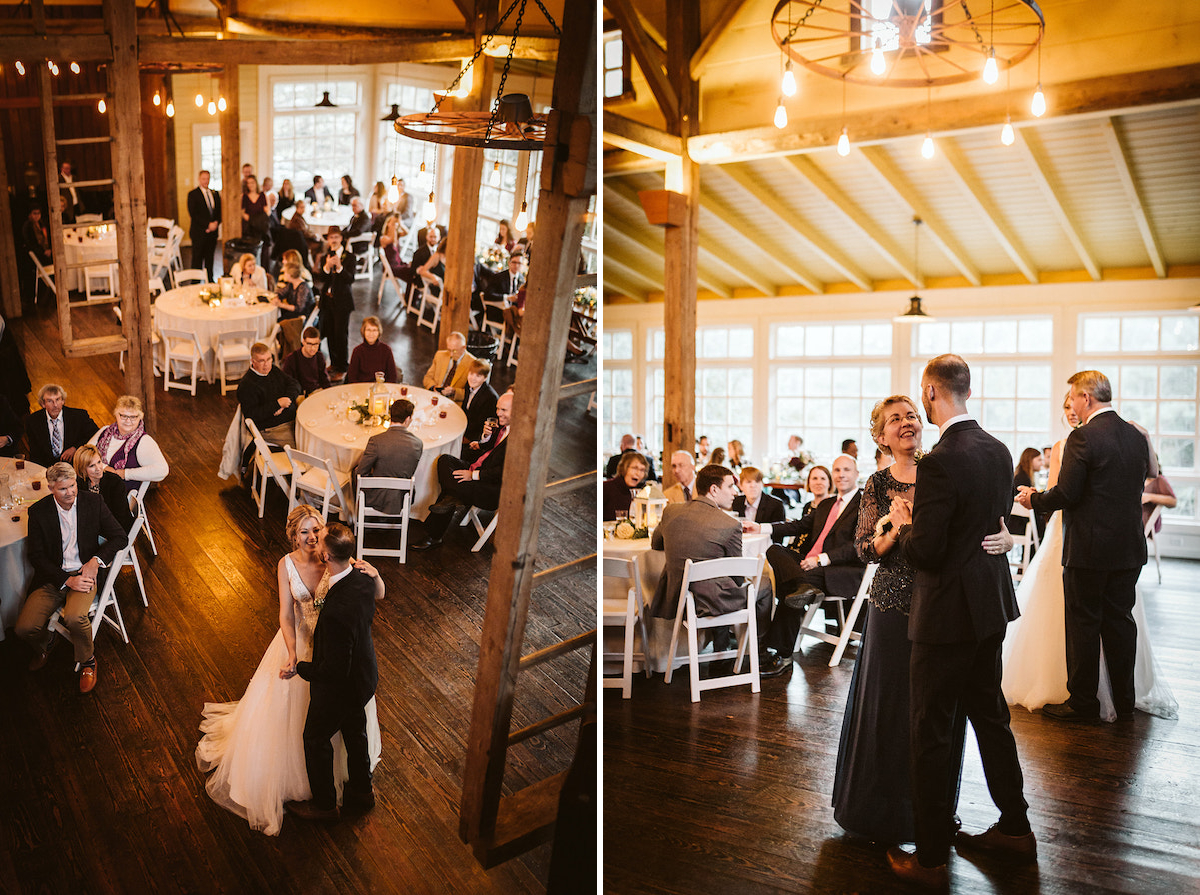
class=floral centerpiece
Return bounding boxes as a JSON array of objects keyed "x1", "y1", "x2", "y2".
[
  {"x1": 200, "y1": 284, "x2": 222, "y2": 307},
  {"x1": 613, "y1": 519, "x2": 649, "y2": 540},
  {"x1": 347, "y1": 399, "x2": 379, "y2": 426},
  {"x1": 476, "y1": 244, "x2": 510, "y2": 271},
  {"x1": 573, "y1": 285, "x2": 597, "y2": 311}
]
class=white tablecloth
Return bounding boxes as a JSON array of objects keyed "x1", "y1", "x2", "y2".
[
  {"x1": 61, "y1": 231, "x2": 118, "y2": 292},
  {"x1": 281, "y1": 205, "x2": 353, "y2": 234},
  {"x1": 0, "y1": 458, "x2": 48, "y2": 640},
  {"x1": 294, "y1": 383, "x2": 467, "y2": 521},
  {"x1": 155, "y1": 284, "x2": 278, "y2": 382}
]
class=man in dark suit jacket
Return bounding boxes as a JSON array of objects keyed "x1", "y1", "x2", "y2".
[
  {"x1": 1019, "y1": 370, "x2": 1149, "y2": 722},
  {"x1": 16, "y1": 462, "x2": 127, "y2": 693},
  {"x1": 412, "y1": 392, "x2": 512, "y2": 550},
  {"x1": 731, "y1": 466, "x2": 786, "y2": 525},
  {"x1": 407, "y1": 225, "x2": 440, "y2": 288},
  {"x1": 186, "y1": 169, "x2": 221, "y2": 281},
  {"x1": 26, "y1": 383, "x2": 99, "y2": 468},
  {"x1": 353, "y1": 399, "x2": 423, "y2": 516},
  {"x1": 304, "y1": 175, "x2": 335, "y2": 208},
  {"x1": 484, "y1": 253, "x2": 525, "y2": 302},
  {"x1": 286, "y1": 523, "x2": 380, "y2": 821},
  {"x1": 317, "y1": 226, "x2": 357, "y2": 379},
  {"x1": 888, "y1": 354, "x2": 1032, "y2": 887},
  {"x1": 749, "y1": 454, "x2": 866, "y2": 676},
  {"x1": 460, "y1": 360, "x2": 498, "y2": 445},
  {"x1": 0, "y1": 394, "x2": 22, "y2": 457}
]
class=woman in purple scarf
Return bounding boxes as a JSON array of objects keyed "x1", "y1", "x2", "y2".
[{"x1": 88, "y1": 395, "x2": 169, "y2": 493}]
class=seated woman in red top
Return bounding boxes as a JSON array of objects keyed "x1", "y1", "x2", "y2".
[
  {"x1": 346, "y1": 316, "x2": 399, "y2": 384},
  {"x1": 494, "y1": 219, "x2": 516, "y2": 253}
]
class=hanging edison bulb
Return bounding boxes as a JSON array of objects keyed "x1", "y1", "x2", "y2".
[
  {"x1": 15, "y1": 61, "x2": 25, "y2": 75},
  {"x1": 49, "y1": 62, "x2": 60, "y2": 76},
  {"x1": 489, "y1": 160, "x2": 501, "y2": 187},
  {"x1": 70, "y1": 61, "x2": 81, "y2": 74},
  {"x1": 870, "y1": 39, "x2": 886, "y2": 76},
  {"x1": 1031, "y1": 84, "x2": 1046, "y2": 117},
  {"x1": 386, "y1": 175, "x2": 400, "y2": 204},
  {"x1": 781, "y1": 62, "x2": 796, "y2": 97},
  {"x1": 982, "y1": 48, "x2": 999, "y2": 85},
  {"x1": 837, "y1": 127, "x2": 850, "y2": 157},
  {"x1": 97, "y1": 97, "x2": 107, "y2": 113},
  {"x1": 217, "y1": 96, "x2": 227, "y2": 112},
  {"x1": 514, "y1": 200, "x2": 529, "y2": 232},
  {"x1": 207, "y1": 99, "x2": 216, "y2": 116},
  {"x1": 195, "y1": 93, "x2": 204, "y2": 108},
  {"x1": 921, "y1": 133, "x2": 935, "y2": 159},
  {"x1": 422, "y1": 192, "x2": 437, "y2": 224},
  {"x1": 153, "y1": 90, "x2": 161, "y2": 106},
  {"x1": 166, "y1": 100, "x2": 175, "y2": 118},
  {"x1": 773, "y1": 99, "x2": 788, "y2": 130},
  {"x1": 1001, "y1": 117, "x2": 1015, "y2": 145}
]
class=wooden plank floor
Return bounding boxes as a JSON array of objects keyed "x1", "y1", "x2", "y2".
[
  {"x1": 603, "y1": 557, "x2": 1200, "y2": 894},
  {"x1": 0, "y1": 263, "x2": 597, "y2": 895}
]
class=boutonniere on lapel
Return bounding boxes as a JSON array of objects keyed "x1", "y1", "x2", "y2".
[{"x1": 914, "y1": 450, "x2": 927, "y2": 464}]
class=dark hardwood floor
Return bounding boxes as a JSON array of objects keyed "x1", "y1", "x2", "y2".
[
  {"x1": 603, "y1": 557, "x2": 1200, "y2": 894},
  {"x1": 0, "y1": 261, "x2": 597, "y2": 895}
]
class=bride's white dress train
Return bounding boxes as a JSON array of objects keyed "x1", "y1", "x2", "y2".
[
  {"x1": 1002, "y1": 512, "x2": 1178, "y2": 722},
  {"x1": 195, "y1": 556, "x2": 382, "y2": 835}
]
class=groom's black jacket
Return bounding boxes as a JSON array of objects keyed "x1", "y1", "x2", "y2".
[{"x1": 296, "y1": 567, "x2": 378, "y2": 707}]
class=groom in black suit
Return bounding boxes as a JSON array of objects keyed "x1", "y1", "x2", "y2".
[
  {"x1": 1017, "y1": 370, "x2": 1149, "y2": 722},
  {"x1": 285, "y1": 523, "x2": 380, "y2": 822},
  {"x1": 888, "y1": 354, "x2": 1033, "y2": 887}
]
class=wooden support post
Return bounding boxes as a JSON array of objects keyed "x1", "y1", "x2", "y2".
[
  {"x1": 660, "y1": 0, "x2": 700, "y2": 489},
  {"x1": 219, "y1": 65, "x2": 241, "y2": 248},
  {"x1": 104, "y1": 0, "x2": 153, "y2": 427},
  {"x1": 458, "y1": 0, "x2": 595, "y2": 866},
  {"x1": 37, "y1": 54, "x2": 72, "y2": 349},
  {"x1": 0, "y1": 119, "x2": 22, "y2": 319}
]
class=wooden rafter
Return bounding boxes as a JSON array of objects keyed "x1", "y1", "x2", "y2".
[
  {"x1": 606, "y1": 0, "x2": 678, "y2": 126},
  {"x1": 603, "y1": 113, "x2": 681, "y2": 162},
  {"x1": 604, "y1": 248, "x2": 665, "y2": 291},
  {"x1": 1012, "y1": 129, "x2": 1101, "y2": 281},
  {"x1": 137, "y1": 35, "x2": 477, "y2": 65},
  {"x1": 690, "y1": 0, "x2": 752, "y2": 80},
  {"x1": 603, "y1": 267, "x2": 652, "y2": 301},
  {"x1": 939, "y1": 139, "x2": 1039, "y2": 285},
  {"x1": 1100, "y1": 116, "x2": 1167, "y2": 278},
  {"x1": 857, "y1": 146, "x2": 983, "y2": 287}
]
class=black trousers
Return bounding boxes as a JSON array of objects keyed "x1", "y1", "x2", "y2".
[
  {"x1": 192, "y1": 231, "x2": 219, "y2": 281},
  {"x1": 423, "y1": 454, "x2": 501, "y2": 539},
  {"x1": 1063, "y1": 565, "x2": 1139, "y2": 716},
  {"x1": 322, "y1": 302, "x2": 351, "y2": 372},
  {"x1": 762, "y1": 544, "x2": 830, "y2": 655},
  {"x1": 910, "y1": 633, "x2": 1029, "y2": 867},
  {"x1": 303, "y1": 688, "x2": 371, "y2": 811}
]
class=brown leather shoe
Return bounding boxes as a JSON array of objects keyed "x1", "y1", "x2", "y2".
[
  {"x1": 285, "y1": 800, "x2": 339, "y2": 822},
  {"x1": 79, "y1": 662, "x2": 98, "y2": 694},
  {"x1": 886, "y1": 848, "x2": 948, "y2": 889},
  {"x1": 955, "y1": 823, "x2": 1037, "y2": 863},
  {"x1": 29, "y1": 647, "x2": 52, "y2": 672}
]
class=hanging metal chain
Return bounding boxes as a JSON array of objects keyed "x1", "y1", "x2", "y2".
[
  {"x1": 530, "y1": 0, "x2": 561, "y2": 35},
  {"x1": 784, "y1": 0, "x2": 826, "y2": 46},
  {"x1": 484, "y1": 0, "x2": 528, "y2": 141},
  {"x1": 961, "y1": 1, "x2": 987, "y2": 49},
  {"x1": 432, "y1": 0, "x2": 524, "y2": 114}
]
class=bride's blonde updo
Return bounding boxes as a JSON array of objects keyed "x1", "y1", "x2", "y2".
[{"x1": 285, "y1": 504, "x2": 324, "y2": 548}]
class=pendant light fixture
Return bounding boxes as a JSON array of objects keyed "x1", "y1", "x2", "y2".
[
  {"x1": 921, "y1": 85, "x2": 935, "y2": 159},
  {"x1": 780, "y1": 4, "x2": 796, "y2": 96},
  {"x1": 982, "y1": 4, "x2": 999, "y2": 84},
  {"x1": 1031, "y1": 29, "x2": 1046, "y2": 117},
  {"x1": 315, "y1": 65, "x2": 337, "y2": 108},
  {"x1": 836, "y1": 76, "x2": 850, "y2": 156},
  {"x1": 895, "y1": 218, "x2": 934, "y2": 323}
]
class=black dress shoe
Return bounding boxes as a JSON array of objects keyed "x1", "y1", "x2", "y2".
[
  {"x1": 783, "y1": 585, "x2": 825, "y2": 611},
  {"x1": 285, "y1": 800, "x2": 340, "y2": 822},
  {"x1": 410, "y1": 536, "x2": 443, "y2": 551},
  {"x1": 341, "y1": 788, "x2": 376, "y2": 814},
  {"x1": 1042, "y1": 701, "x2": 1098, "y2": 722},
  {"x1": 759, "y1": 654, "x2": 793, "y2": 678},
  {"x1": 428, "y1": 494, "x2": 465, "y2": 514},
  {"x1": 955, "y1": 823, "x2": 1037, "y2": 863}
]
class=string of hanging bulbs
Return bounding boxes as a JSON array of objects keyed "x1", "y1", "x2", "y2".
[{"x1": 5, "y1": 58, "x2": 187, "y2": 118}]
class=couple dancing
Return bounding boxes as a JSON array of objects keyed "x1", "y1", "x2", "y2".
[
  {"x1": 196, "y1": 507, "x2": 384, "y2": 834},
  {"x1": 832, "y1": 355, "x2": 1034, "y2": 888}
]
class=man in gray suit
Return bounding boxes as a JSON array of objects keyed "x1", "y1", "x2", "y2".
[
  {"x1": 648, "y1": 464, "x2": 742, "y2": 621},
  {"x1": 353, "y1": 399, "x2": 422, "y2": 515}
]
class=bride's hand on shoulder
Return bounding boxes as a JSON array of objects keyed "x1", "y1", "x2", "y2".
[{"x1": 351, "y1": 559, "x2": 378, "y2": 578}]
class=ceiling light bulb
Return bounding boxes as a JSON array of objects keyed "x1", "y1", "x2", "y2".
[
  {"x1": 489, "y1": 161, "x2": 501, "y2": 187},
  {"x1": 195, "y1": 93, "x2": 204, "y2": 107},
  {"x1": 982, "y1": 49, "x2": 999, "y2": 85},
  {"x1": 514, "y1": 201, "x2": 529, "y2": 232},
  {"x1": 50, "y1": 63, "x2": 59, "y2": 76},
  {"x1": 1001, "y1": 118, "x2": 1015, "y2": 145},
  {"x1": 97, "y1": 98, "x2": 106, "y2": 113},
  {"x1": 773, "y1": 100, "x2": 788, "y2": 130},
  {"x1": 870, "y1": 40, "x2": 886, "y2": 76},
  {"x1": 837, "y1": 127, "x2": 850, "y2": 156},
  {"x1": 47, "y1": 60, "x2": 55, "y2": 71},
  {"x1": 781, "y1": 65, "x2": 797, "y2": 97},
  {"x1": 921, "y1": 133, "x2": 935, "y2": 159},
  {"x1": 166, "y1": 101, "x2": 175, "y2": 118},
  {"x1": 422, "y1": 193, "x2": 437, "y2": 224},
  {"x1": 386, "y1": 181, "x2": 400, "y2": 203},
  {"x1": 207, "y1": 100, "x2": 216, "y2": 115},
  {"x1": 70, "y1": 62, "x2": 80, "y2": 74},
  {"x1": 15, "y1": 61, "x2": 24, "y2": 75},
  {"x1": 1031, "y1": 84, "x2": 1046, "y2": 117},
  {"x1": 153, "y1": 90, "x2": 161, "y2": 106},
  {"x1": 217, "y1": 96, "x2": 227, "y2": 112}
]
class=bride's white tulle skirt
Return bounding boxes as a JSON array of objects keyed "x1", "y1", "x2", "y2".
[
  {"x1": 195, "y1": 628, "x2": 382, "y2": 835},
  {"x1": 1002, "y1": 513, "x2": 1177, "y2": 722}
]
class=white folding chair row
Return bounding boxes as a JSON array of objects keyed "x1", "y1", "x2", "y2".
[
  {"x1": 217, "y1": 328, "x2": 257, "y2": 395},
  {"x1": 417, "y1": 286, "x2": 442, "y2": 333},
  {"x1": 349, "y1": 233, "x2": 375, "y2": 279},
  {"x1": 459, "y1": 506, "x2": 497, "y2": 552},
  {"x1": 285, "y1": 446, "x2": 353, "y2": 523},
  {"x1": 160, "y1": 327, "x2": 206, "y2": 395},
  {"x1": 355, "y1": 476, "x2": 414, "y2": 564},
  {"x1": 665, "y1": 554, "x2": 766, "y2": 702},
  {"x1": 602, "y1": 555, "x2": 651, "y2": 699},
  {"x1": 245, "y1": 418, "x2": 293, "y2": 518},
  {"x1": 377, "y1": 248, "x2": 405, "y2": 309},
  {"x1": 174, "y1": 268, "x2": 209, "y2": 288},
  {"x1": 1145, "y1": 504, "x2": 1164, "y2": 585},
  {"x1": 792, "y1": 562, "x2": 878, "y2": 668},
  {"x1": 1008, "y1": 501, "x2": 1040, "y2": 581}
]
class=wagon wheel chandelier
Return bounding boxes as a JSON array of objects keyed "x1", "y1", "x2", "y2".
[{"x1": 395, "y1": 0, "x2": 559, "y2": 150}]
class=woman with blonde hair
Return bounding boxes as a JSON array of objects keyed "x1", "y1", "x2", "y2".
[
  {"x1": 72, "y1": 443, "x2": 133, "y2": 531},
  {"x1": 87, "y1": 395, "x2": 169, "y2": 494},
  {"x1": 367, "y1": 181, "x2": 390, "y2": 218},
  {"x1": 196, "y1": 505, "x2": 384, "y2": 835},
  {"x1": 230, "y1": 253, "x2": 268, "y2": 290}
]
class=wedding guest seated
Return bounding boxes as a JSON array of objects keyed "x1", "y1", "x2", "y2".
[
  {"x1": 604, "y1": 434, "x2": 657, "y2": 481},
  {"x1": 379, "y1": 213, "x2": 408, "y2": 276},
  {"x1": 27, "y1": 383, "x2": 99, "y2": 468},
  {"x1": 663, "y1": 450, "x2": 696, "y2": 503},
  {"x1": 59, "y1": 193, "x2": 75, "y2": 227},
  {"x1": 841, "y1": 438, "x2": 859, "y2": 459},
  {"x1": 368, "y1": 181, "x2": 391, "y2": 220},
  {"x1": 88, "y1": 395, "x2": 169, "y2": 494},
  {"x1": 422, "y1": 331, "x2": 474, "y2": 401},
  {"x1": 416, "y1": 236, "x2": 446, "y2": 297},
  {"x1": 229, "y1": 253, "x2": 268, "y2": 290},
  {"x1": 72, "y1": 444, "x2": 133, "y2": 531},
  {"x1": 1009, "y1": 447, "x2": 1044, "y2": 537},
  {"x1": 281, "y1": 327, "x2": 330, "y2": 396},
  {"x1": 731, "y1": 467, "x2": 785, "y2": 525},
  {"x1": 272, "y1": 261, "x2": 315, "y2": 357},
  {"x1": 461, "y1": 359, "x2": 498, "y2": 445},
  {"x1": 0, "y1": 394, "x2": 22, "y2": 457},
  {"x1": 726, "y1": 439, "x2": 747, "y2": 471},
  {"x1": 696, "y1": 435, "x2": 710, "y2": 464},
  {"x1": 286, "y1": 200, "x2": 322, "y2": 262},
  {"x1": 304, "y1": 175, "x2": 334, "y2": 207},
  {"x1": 347, "y1": 316, "x2": 399, "y2": 384},
  {"x1": 709, "y1": 447, "x2": 726, "y2": 466},
  {"x1": 495, "y1": 219, "x2": 516, "y2": 253},
  {"x1": 800, "y1": 465, "x2": 832, "y2": 523},
  {"x1": 603, "y1": 451, "x2": 648, "y2": 522},
  {"x1": 279, "y1": 248, "x2": 312, "y2": 284},
  {"x1": 408, "y1": 226, "x2": 440, "y2": 288},
  {"x1": 337, "y1": 174, "x2": 359, "y2": 207},
  {"x1": 484, "y1": 252, "x2": 525, "y2": 304},
  {"x1": 353, "y1": 399, "x2": 422, "y2": 514},
  {"x1": 276, "y1": 179, "x2": 296, "y2": 216},
  {"x1": 775, "y1": 434, "x2": 808, "y2": 507},
  {"x1": 238, "y1": 342, "x2": 301, "y2": 448},
  {"x1": 411, "y1": 392, "x2": 512, "y2": 551},
  {"x1": 16, "y1": 461, "x2": 127, "y2": 694}
]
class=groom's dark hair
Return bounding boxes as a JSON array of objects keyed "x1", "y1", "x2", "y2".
[
  {"x1": 324, "y1": 522, "x2": 356, "y2": 562},
  {"x1": 925, "y1": 353, "x2": 971, "y2": 400}
]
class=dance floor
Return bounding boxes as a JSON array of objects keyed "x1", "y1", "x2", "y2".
[
  {"x1": 604, "y1": 556, "x2": 1200, "y2": 894},
  {"x1": 0, "y1": 265, "x2": 597, "y2": 894}
]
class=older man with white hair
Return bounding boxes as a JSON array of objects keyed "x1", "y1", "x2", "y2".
[
  {"x1": 663, "y1": 450, "x2": 697, "y2": 503},
  {"x1": 422, "y1": 331, "x2": 476, "y2": 402}
]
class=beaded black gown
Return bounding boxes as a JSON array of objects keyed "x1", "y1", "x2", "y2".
[{"x1": 831, "y1": 467, "x2": 966, "y2": 843}]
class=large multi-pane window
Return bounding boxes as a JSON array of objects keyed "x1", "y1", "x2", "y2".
[
  {"x1": 603, "y1": 329, "x2": 635, "y2": 453},
  {"x1": 603, "y1": 31, "x2": 631, "y2": 100},
  {"x1": 376, "y1": 82, "x2": 436, "y2": 188},
  {"x1": 271, "y1": 79, "x2": 360, "y2": 188},
  {"x1": 198, "y1": 134, "x2": 223, "y2": 191}
]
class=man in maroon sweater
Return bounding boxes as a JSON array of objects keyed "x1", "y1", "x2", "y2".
[{"x1": 282, "y1": 326, "x2": 331, "y2": 395}]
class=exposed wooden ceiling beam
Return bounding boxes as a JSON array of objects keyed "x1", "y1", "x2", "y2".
[
  {"x1": 690, "y1": 0, "x2": 751, "y2": 80},
  {"x1": 939, "y1": 139, "x2": 1039, "y2": 285},
  {"x1": 603, "y1": 267, "x2": 651, "y2": 301},
  {"x1": 606, "y1": 0, "x2": 678, "y2": 126},
  {"x1": 1100, "y1": 116, "x2": 1167, "y2": 278},
  {"x1": 694, "y1": 241, "x2": 777, "y2": 297},
  {"x1": 716, "y1": 165, "x2": 872, "y2": 291},
  {"x1": 1012, "y1": 128, "x2": 1101, "y2": 281},
  {"x1": 603, "y1": 148, "x2": 667, "y2": 176},
  {"x1": 604, "y1": 246, "x2": 664, "y2": 291},
  {"x1": 137, "y1": 34, "x2": 477, "y2": 65},
  {"x1": 0, "y1": 34, "x2": 112, "y2": 62},
  {"x1": 221, "y1": 16, "x2": 560, "y2": 55},
  {"x1": 604, "y1": 202, "x2": 733, "y2": 299},
  {"x1": 603, "y1": 113, "x2": 682, "y2": 162},
  {"x1": 783, "y1": 155, "x2": 916, "y2": 285},
  {"x1": 857, "y1": 145, "x2": 983, "y2": 287}
]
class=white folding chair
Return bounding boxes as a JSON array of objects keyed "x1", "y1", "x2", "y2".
[
  {"x1": 355, "y1": 476, "x2": 414, "y2": 563},
  {"x1": 174, "y1": 268, "x2": 209, "y2": 288},
  {"x1": 216, "y1": 328, "x2": 256, "y2": 396},
  {"x1": 459, "y1": 505, "x2": 498, "y2": 552},
  {"x1": 159, "y1": 327, "x2": 205, "y2": 395},
  {"x1": 1145, "y1": 504, "x2": 1164, "y2": 585},
  {"x1": 148, "y1": 247, "x2": 173, "y2": 288},
  {"x1": 406, "y1": 280, "x2": 425, "y2": 316},
  {"x1": 349, "y1": 233, "x2": 375, "y2": 279},
  {"x1": 245, "y1": 418, "x2": 293, "y2": 518},
  {"x1": 29, "y1": 251, "x2": 57, "y2": 300},
  {"x1": 264, "y1": 321, "x2": 283, "y2": 361},
  {"x1": 377, "y1": 248, "x2": 405, "y2": 309},
  {"x1": 147, "y1": 217, "x2": 173, "y2": 251},
  {"x1": 480, "y1": 298, "x2": 507, "y2": 342},
  {"x1": 48, "y1": 541, "x2": 138, "y2": 651},
  {"x1": 792, "y1": 563, "x2": 879, "y2": 668},
  {"x1": 1008, "y1": 501, "x2": 1040, "y2": 581},
  {"x1": 76, "y1": 213, "x2": 102, "y2": 223},
  {"x1": 83, "y1": 263, "x2": 117, "y2": 300},
  {"x1": 133, "y1": 479, "x2": 159, "y2": 556},
  {"x1": 303, "y1": 301, "x2": 320, "y2": 333},
  {"x1": 416, "y1": 285, "x2": 442, "y2": 333},
  {"x1": 285, "y1": 446, "x2": 352, "y2": 523},
  {"x1": 167, "y1": 225, "x2": 185, "y2": 271},
  {"x1": 123, "y1": 495, "x2": 151, "y2": 606},
  {"x1": 602, "y1": 555, "x2": 651, "y2": 698},
  {"x1": 664, "y1": 554, "x2": 766, "y2": 702}
]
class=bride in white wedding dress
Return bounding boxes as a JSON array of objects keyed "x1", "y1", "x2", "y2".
[
  {"x1": 1003, "y1": 400, "x2": 1178, "y2": 722},
  {"x1": 196, "y1": 505, "x2": 383, "y2": 834}
]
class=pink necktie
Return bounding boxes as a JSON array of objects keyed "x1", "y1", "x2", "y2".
[{"x1": 806, "y1": 497, "x2": 842, "y2": 560}]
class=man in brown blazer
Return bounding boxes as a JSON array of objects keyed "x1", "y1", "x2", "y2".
[{"x1": 422, "y1": 331, "x2": 475, "y2": 403}]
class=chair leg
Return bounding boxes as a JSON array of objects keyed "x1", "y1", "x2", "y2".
[
  {"x1": 686, "y1": 601, "x2": 702, "y2": 703},
  {"x1": 128, "y1": 549, "x2": 148, "y2": 608},
  {"x1": 622, "y1": 603, "x2": 635, "y2": 699},
  {"x1": 140, "y1": 512, "x2": 158, "y2": 556}
]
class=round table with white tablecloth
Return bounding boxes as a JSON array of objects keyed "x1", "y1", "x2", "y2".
[
  {"x1": 0, "y1": 457, "x2": 48, "y2": 640},
  {"x1": 61, "y1": 228, "x2": 119, "y2": 292},
  {"x1": 154, "y1": 284, "x2": 279, "y2": 382},
  {"x1": 281, "y1": 204, "x2": 353, "y2": 234},
  {"x1": 294, "y1": 383, "x2": 467, "y2": 521}
]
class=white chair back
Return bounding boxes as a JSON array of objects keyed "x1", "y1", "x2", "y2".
[
  {"x1": 793, "y1": 562, "x2": 879, "y2": 667},
  {"x1": 1009, "y1": 500, "x2": 1039, "y2": 580},
  {"x1": 217, "y1": 328, "x2": 257, "y2": 395},
  {"x1": 245, "y1": 417, "x2": 293, "y2": 517},
  {"x1": 602, "y1": 554, "x2": 651, "y2": 698},
  {"x1": 133, "y1": 479, "x2": 159, "y2": 556},
  {"x1": 377, "y1": 247, "x2": 405, "y2": 308},
  {"x1": 159, "y1": 327, "x2": 205, "y2": 395},
  {"x1": 355, "y1": 476, "x2": 414, "y2": 563},
  {"x1": 174, "y1": 268, "x2": 209, "y2": 288},
  {"x1": 28, "y1": 251, "x2": 57, "y2": 297},
  {"x1": 284, "y1": 446, "x2": 351, "y2": 522}
]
